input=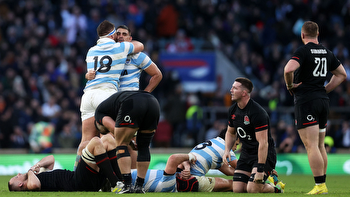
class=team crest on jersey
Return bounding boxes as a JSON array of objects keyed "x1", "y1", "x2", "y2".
[
  {"x1": 125, "y1": 58, "x2": 131, "y2": 64},
  {"x1": 244, "y1": 115, "x2": 250, "y2": 125}
]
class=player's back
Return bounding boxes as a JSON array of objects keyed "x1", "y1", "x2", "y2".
[
  {"x1": 84, "y1": 38, "x2": 134, "y2": 91},
  {"x1": 190, "y1": 137, "x2": 236, "y2": 176},
  {"x1": 119, "y1": 52, "x2": 152, "y2": 91},
  {"x1": 131, "y1": 169, "x2": 176, "y2": 192}
]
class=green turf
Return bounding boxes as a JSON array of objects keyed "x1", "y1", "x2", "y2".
[{"x1": 1, "y1": 175, "x2": 349, "y2": 196}]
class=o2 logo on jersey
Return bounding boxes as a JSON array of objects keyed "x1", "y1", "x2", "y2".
[
  {"x1": 195, "y1": 141, "x2": 212, "y2": 150},
  {"x1": 237, "y1": 127, "x2": 252, "y2": 140},
  {"x1": 124, "y1": 115, "x2": 131, "y2": 123},
  {"x1": 307, "y1": 115, "x2": 315, "y2": 122},
  {"x1": 93, "y1": 55, "x2": 112, "y2": 73}
]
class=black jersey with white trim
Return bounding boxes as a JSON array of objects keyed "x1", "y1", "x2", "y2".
[
  {"x1": 291, "y1": 42, "x2": 341, "y2": 104},
  {"x1": 228, "y1": 99, "x2": 276, "y2": 155}
]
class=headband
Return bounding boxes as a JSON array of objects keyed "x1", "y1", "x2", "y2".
[{"x1": 99, "y1": 28, "x2": 116, "y2": 38}]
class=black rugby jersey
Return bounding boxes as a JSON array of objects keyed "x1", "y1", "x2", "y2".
[
  {"x1": 291, "y1": 42, "x2": 341, "y2": 104},
  {"x1": 228, "y1": 99, "x2": 276, "y2": 156},
  {"x1": 37, "y1": 169, "x2": 75, "y2": 191}
]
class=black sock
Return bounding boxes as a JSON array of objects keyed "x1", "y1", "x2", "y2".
[
  {"x1": 107, "y1": 149, "x2": 122, "y2": 180},
  {"x1": 95, "y1": 152, "x2": 117, "y2": 187},
  {"x1": 324, "y1": 174, "x2": 326, "y2": 182},
  {"x1": 314, "y1": 175, "x2": 324, "y2": 184},
  {"x1": 136, "y1": 177, "x2": 145, "y2": 187},
  {"x1": 122, "y1": 173, "x2": 132, "y2": 186},
  {"x1": 274, "y1": 186, "x2": 282, "y2": 193}
]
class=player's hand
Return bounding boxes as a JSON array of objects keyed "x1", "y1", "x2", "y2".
[
  {"x1": 223, "y1": 152, "x2": 231, "y2": 165},
  {"x1": 86, "y1": 70, "x2": 96, "y2": 80},
  {"x1": 180, "y1": 170, "x2": 191, "y2": 180},
  {"x1": 29, "y1": 163, "x2": 41, "y2": 174},
  {"x1": 253, "y1": 172, "x2": 264, "y2": 184},
  {"x1": 188, "y1": 153, "x2": 196, "y2": 164},
  {"x1": 286, "y1": 82, "x2": 302, "y2": 95}
]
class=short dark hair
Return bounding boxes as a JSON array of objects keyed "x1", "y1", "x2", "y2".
[
  {"x1": 302, "y1": 21, "x2": 319, "y2": 38},
  {"x1": 235, "y1": 77, "x2": 253, "y2": 93},
  {"x1": 97, "y1": 20, "x2": 115, "y2": 37},
  {"x1": 117, "y1": 25, "x2": 131, "y2": 36}
]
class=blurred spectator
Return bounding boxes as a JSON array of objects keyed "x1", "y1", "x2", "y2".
[
  {"x1": 41, "y1": 96, "x2": 61, "y2": 124},
  {"x1": 341, "y1": 121, "x2": 350, "y2": 148},
  {"x1": 185, "y1": 93, "x2": 204, "y2": 146},
  {"x1": 165, "y1": 29, "x2": 194, "y2": 53},
  {"x1": 156, "y1": 2, "x2": 178, "y2": 38},
  {"x1": 205, "y1": 119, "x2": 226, "y2": 141},
  {"x1": 162, "y1": 84, "x2": 187, "y2": 147},
  {"x1": 29, "y1": 121, "x2": 55, "y2": 153},
  {"x1": 10, "y1": 126, "x2": 28, "y2": 149},
  {"x1": 153, "y1": 115, "x2": 173, "y2": 148},
  {"x1": 61, "y1": 5, "x2": 87, "y2": 44}
]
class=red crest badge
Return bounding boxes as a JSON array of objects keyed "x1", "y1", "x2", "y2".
[{"x1": 244, "y1": 115, "x2": 250, "y2": 125}]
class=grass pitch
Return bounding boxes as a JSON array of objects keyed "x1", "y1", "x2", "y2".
[{"x1": 1, "y1": 174, "x2": 349, "y2": 196}]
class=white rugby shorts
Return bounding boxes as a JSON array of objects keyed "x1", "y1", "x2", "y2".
[{"x1": 80, "y1": 86, "x2": 117, "y2": 121}]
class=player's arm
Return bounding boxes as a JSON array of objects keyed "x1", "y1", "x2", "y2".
[
  {"x1": 131, "y1": 40, "x2": 144, "y2": 53},
  {"x1": 27, "y1": 170, "x2": 41, "y2": 190},
  {"x1": 101, "y1": 116, "x2": 116, "y2": 135},
  {"x1": 143, "y1": 63, "x2": 163, "y2": 93},
  {"x1": 164, "y1": 153, "x2": 196, "y2": 175},
  {"x1": 223, "y1": 125, "x2": 236, "y2": 165},
  {"x1": 254, "y1": 129, "x2": 268, "y2": 183},
  {"x1": 30, "y1": 155, "x2": 55, "y2": 174},
  {"x1": 325, "y1": 64, "x2": 347, "y2": 93},
  {"x1": 284, "y1": 59, "x2": 302, "y2": 95},
  {"x1": 218, "y1": 161, "x2": 236, "y2": 176}
]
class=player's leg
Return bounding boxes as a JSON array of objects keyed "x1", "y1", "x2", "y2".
[
  {"x1": 134, "y1": 130, "x2": 155, "y2": 193},
  {"x1": 115, "y1": 127, "x2": 138, "y2": 193},
  {"x1": 82, "y1": 136, "x2": 119, "y2": 190},
  {"x1": 212, "y1": 177, "x2": 233, "y2": 192},
  {"x1": 298, "y1": 125, "x2": 324, "y2": 177},
  {"x1": 232, "y1": 170, "x2": 250, "y2": 193}
]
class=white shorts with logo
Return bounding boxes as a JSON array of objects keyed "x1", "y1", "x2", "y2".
[
  {"x1": 80, "y1": 84, "x2": 118, "y2": 121},
  {"x1": 194, "y1": 175, "x2": 216, "y2": 192}
]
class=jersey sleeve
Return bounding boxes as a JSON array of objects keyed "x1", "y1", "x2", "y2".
[
  {"x1": 329, "y1": 52, "x2": 341, "y2": 71},
  {"x1": 227, "y1": 105, "x2": 236, "y2": 127},
  {"x1": 252, "y1": 110, "x2": 269, "y2": 132},
  {"x1": 122, "y1": 42, "x2": 135, "y2": 54},
  {"x1": 290, "y1": 46, "x2": 306, "y2": 65},
  {"x1": 135, "y1": 52, "x2": 152, "y2": 69}
]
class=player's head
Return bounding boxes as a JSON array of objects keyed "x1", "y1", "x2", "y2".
[
  {"x1": 97, "y1": 20, "x2": 116, "y2": 39},
  {"x1": 94, "y1": 120, "x2": 109, "y2": 135},
  {"x1": 8, "y1": 173, "x2": 27, "y2": 191},
  {"x1": 231, "y1": 77, "x2": 253, "y2": 101},
  {"x1": 301, "y1": 21, "x2": 319, "y2": 40},
  {"x1": 116, "y1": 25, "x2": 132, "y2": 42}
]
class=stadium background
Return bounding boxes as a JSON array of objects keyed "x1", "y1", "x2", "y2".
[{"x1": 1, "y1": 0, "x2": 350, "y2": 176}]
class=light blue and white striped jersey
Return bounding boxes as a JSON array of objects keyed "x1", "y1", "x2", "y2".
[
  {"x1": 131, "y1": 169, "x2": 176, "y2": 192},
  {"x1": 189, "y1": 137, "x2": 237, "y2": 176},
  {"x1": 84, "y1": 38, "x2": 134, "y2": 91},
  {"x1": 119, "y1": 52, "x2": 152, "y2": 91}
]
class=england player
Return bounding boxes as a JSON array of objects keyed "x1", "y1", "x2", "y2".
[
  {"x1": 94, "y1": 90, "x2": 160, "y2": 193},
  {"x1": 284, "y1": 21, "x2": 347, "y2": 194},
  {"x1": 8, "y1": 134, "x2": 122, "y2": 192},
  {"x1": 223, "y1": 77, "x2": 284, "y2": 193},
  {"x1": 76, "y1": 20, "x2": 144, "y2": 169}
]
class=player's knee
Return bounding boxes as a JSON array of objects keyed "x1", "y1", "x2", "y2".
[
  {"x1": 136, "y1": 132, "x2": 154, "y2": 162},
  {"x1": 116, "y1": 145, "x2": 130, "y2": 159}
]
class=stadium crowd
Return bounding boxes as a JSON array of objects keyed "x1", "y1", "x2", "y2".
[{"x1": 1, "y1": 0, "x2": 350, "y2": 152}]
